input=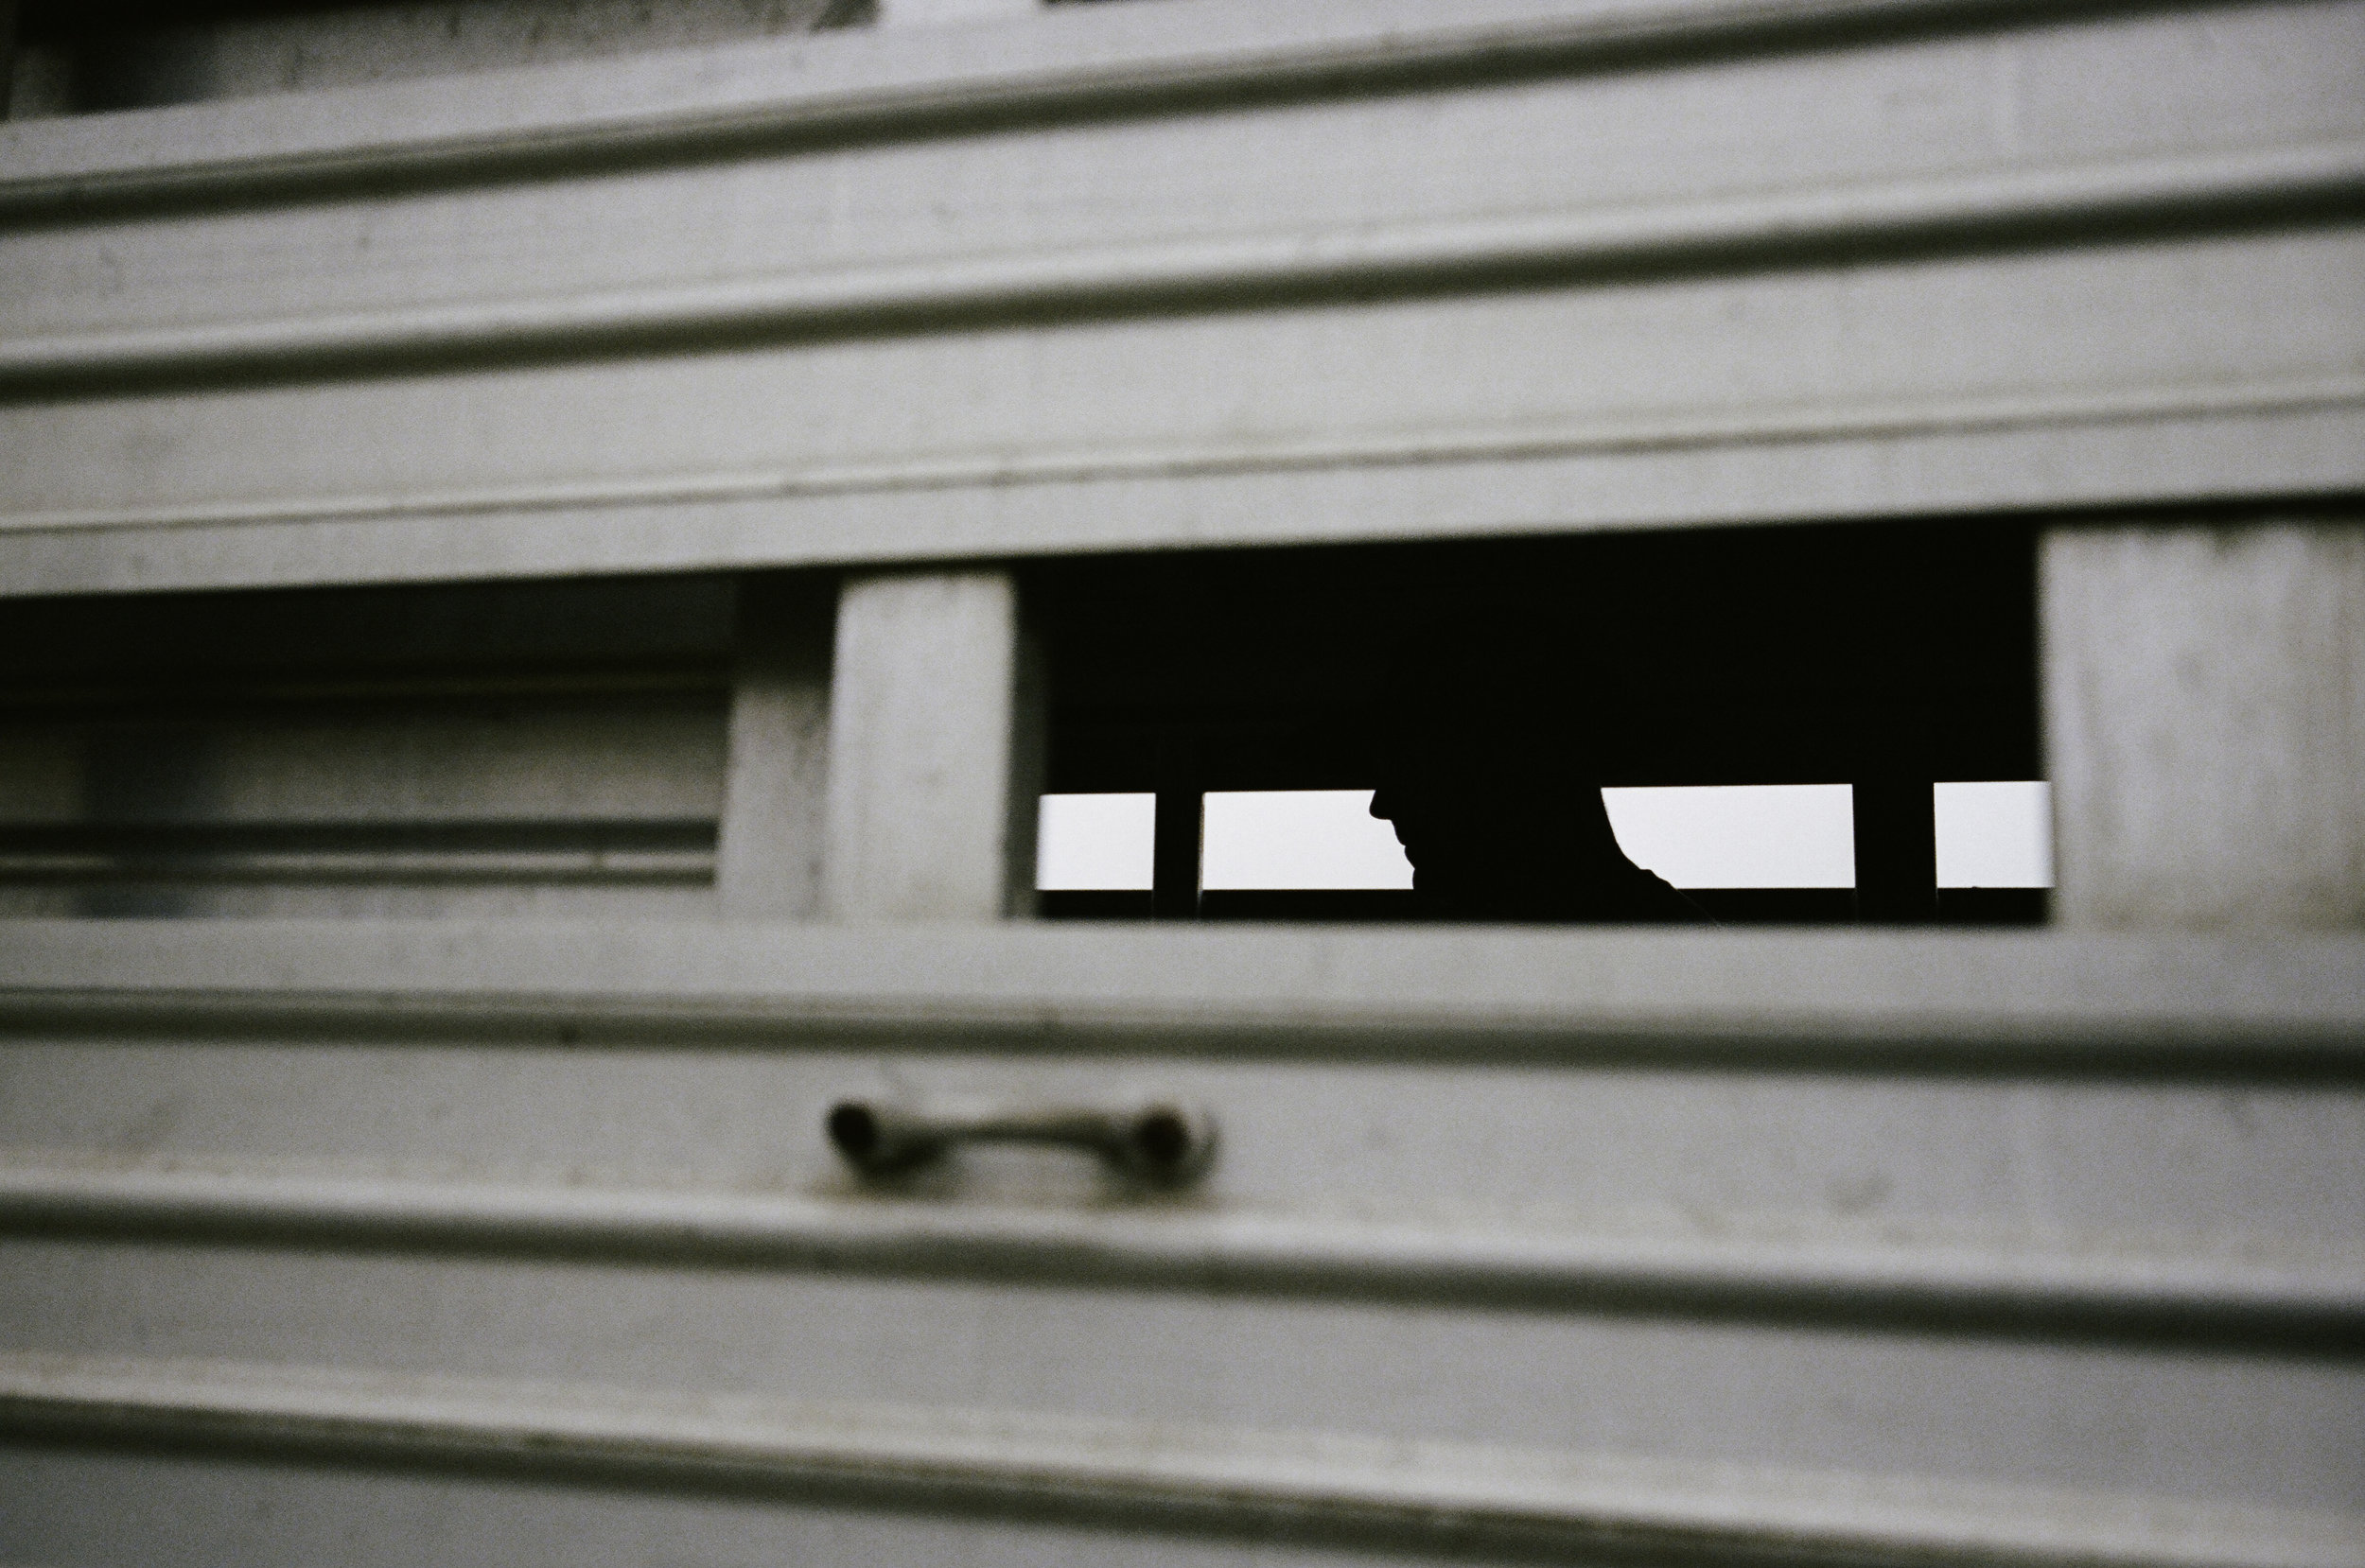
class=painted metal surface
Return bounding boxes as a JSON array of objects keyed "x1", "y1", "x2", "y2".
[
  {"x1": 4, "y1": 1154, "x2": 2355, "y2": 1339},
  {"x1": 3, "y1": 1, "x2": 2359, "y2": 1561},
  {"x1": 822, "y1": 570, "x2": 1040, "y2": 919},
  {"x1": 5, "y1": 1351, "x2": 2358, "y2": 1568},
  {"x1": 3, "y1": 923, "x2": 2361, "y2": 1559},
  {"x1": 2046, "y1": 524, "x2": 2365, "y2": 931},
  {"x1": 1, "y1": 0, "x2": 2359, "y2": 592},
  {"x1": 1, "y1": 0, "x2": 2269, "y2": 209}
]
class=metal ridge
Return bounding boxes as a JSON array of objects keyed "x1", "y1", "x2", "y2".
[
  {"x1": 4, "y1": 137, "x2": 2357, "y2": 395},
  {"x1": 3, "y1": 1156, "x2": 2358, "y2": 1344},
  {"x1": 1, "y1": 1351, "x2": 2356, "y2": 1566},
  {"x1": 0, "y1": 0, "x2": 2155, "y2": 217},
  {"x1": 1, "y1": 982, "x2": 2361, "y2": 1071},
  {"x1": 6, "y1": 372, "x2": 2360, "y2": 542},
  {"x1": 4, "y1": 922, "x2": 2364, "y2": 1069}
]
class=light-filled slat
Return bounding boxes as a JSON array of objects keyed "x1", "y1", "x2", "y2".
[
  {"x1": 1936, "y1": 782, "x2": 2054, "y2": 889},
  {"x1": 1200, "y1": 792, "x2": 1410, "y2": 891},
  {"x1": 1035, "y1": 793, "x2": 1154, "y2": 891},
  {"x1": 1604, "y1": 785, "x2": 1856, "y2": 889}
]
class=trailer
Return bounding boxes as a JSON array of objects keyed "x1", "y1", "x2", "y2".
[{"x1": 1, "y1": 2, "x2": 2359, "y2": 1563}]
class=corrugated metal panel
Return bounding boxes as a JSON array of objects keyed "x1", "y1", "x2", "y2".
[
  {"x1": 2, "y1": 0, "x2": 2359, "y2": 593},
  {"x1": 3, "y1": 925, "x2": 2359, "y2": 1561},
  {"x1": 2, "y1": 2, "x2": 2356, "y2": 1561}
]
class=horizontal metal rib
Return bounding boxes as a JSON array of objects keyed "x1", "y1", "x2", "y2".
[
  {"x1": 0, "y1": 852, "x2": 713, "y2": 886},
  {"x1": 0, "y1": 0, "x2": 2158, "y2": 216},
  {"x1": 5, "y1": 397, "x2": 2357, "y2": 599},
  {"x1": 0, "y1": 821, "x2": 717, "y2": 887},
  {"x1": 4, "y1": 922, "x2": 2362, "y2": 1071},
  {"x1": 0, "y1": 1351, "x2": 2354, "y2": 1568},
  {"x1": 3, "y1": 1157, "x2": 2356, "y2": 1344},
  {"x1": 4, "y1": 138, "x2": 2357, "y2": 394},
  {"x1": 7, "y1": 372, "x2": 2357, "y2": 546}
]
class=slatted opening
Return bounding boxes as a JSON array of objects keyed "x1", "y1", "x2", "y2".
[
  {"x1": 1033, "y1": 522, "x2": 2044, "y2": 924},
  {"x1": 0, "y1": 576, "x2": 735, "y2": 917},
  {"x1": 1040, "y1": 782, "x2": 2053, "y2": 920}
]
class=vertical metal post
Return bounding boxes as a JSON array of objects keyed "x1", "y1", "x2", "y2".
[
  {"x1": 1853, "y1": 775, "x2": 1936, "y2": 924},
  {"x1": 2044, "y1": 521, "x2": 2364, "y2": 929},
  {"x1": 822, "y1": 569, "x2": 1043, "y2": 921},
  {"x1": 1151, "y1": 736, "x2": 1202, "y2": 920},
  {"x1": 716, "y1": 574, "x2": 835, "y2": 920}
]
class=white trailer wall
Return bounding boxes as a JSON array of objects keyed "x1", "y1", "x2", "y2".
[{"x1": 1, "y1": 3, "x2": 2358, "y2": 1564}]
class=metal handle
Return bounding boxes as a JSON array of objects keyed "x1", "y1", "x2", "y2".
[{"x1": 825, "y1": 1098, "x2": 1217, "y2": 1183}]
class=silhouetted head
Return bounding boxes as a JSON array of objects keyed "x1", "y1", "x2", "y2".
[{"x1": 1367, "y1": 611, "x2": 1696, "y2": 922}]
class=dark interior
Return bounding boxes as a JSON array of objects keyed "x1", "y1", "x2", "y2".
[{"x1": 1030, "y1": 520, "x2": 2042, "y2": 924}]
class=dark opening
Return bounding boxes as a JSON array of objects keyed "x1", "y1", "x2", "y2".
[{"x1": 1028, "y1": 520, "x2": 2041, "y2": 926}]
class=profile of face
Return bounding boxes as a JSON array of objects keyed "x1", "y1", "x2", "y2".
[
  {"x1": 1368, "y1": 717, "x2": 1619, "y2": 915},
  {"x1": 1362, "y1": 616, "x2": 1693, "y2": 922}
]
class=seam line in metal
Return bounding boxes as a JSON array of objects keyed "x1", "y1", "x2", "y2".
[
  {"x1": 0, "y1": 1352, "x2": 2355, "y2": 1568},
  {"x1": 0, "y1": 984, "x2": 2358, "y2": 1066},
  {"x1": 1, "y1": 138, "x2": 2356, "y2": 395},
  {"x1": 4, "y1": 371, "x2": 2360, "y2": 540},
  {"x1": 3, "y1": 1158, "x2": 2356, "y2": 1339},
  {"x1": 0, "y1": 0, "x2": 2177, "y2": 215}
]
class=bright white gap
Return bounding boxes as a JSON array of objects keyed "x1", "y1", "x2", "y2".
[
  {"x1": 1042, "y1": 782, "x2": 2053, "y2": 893},
  {"x1": 1604, "y1": 784, "x2": 1856, "y2": 888},
  {"x1": 1200, "y1": 790, "x2": 1412, "y2": 890},
  {"x1": 1936, "y1": 780, "x2": 2053, "y2": 887},
  {"x1": 1034, "y1": 793, "x2": 1154, "y2": 890}
]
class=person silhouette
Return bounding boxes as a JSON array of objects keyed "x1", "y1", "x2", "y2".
[{"x1": 1366, "y1": 615, "x2": 1708, "y2": 923}]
